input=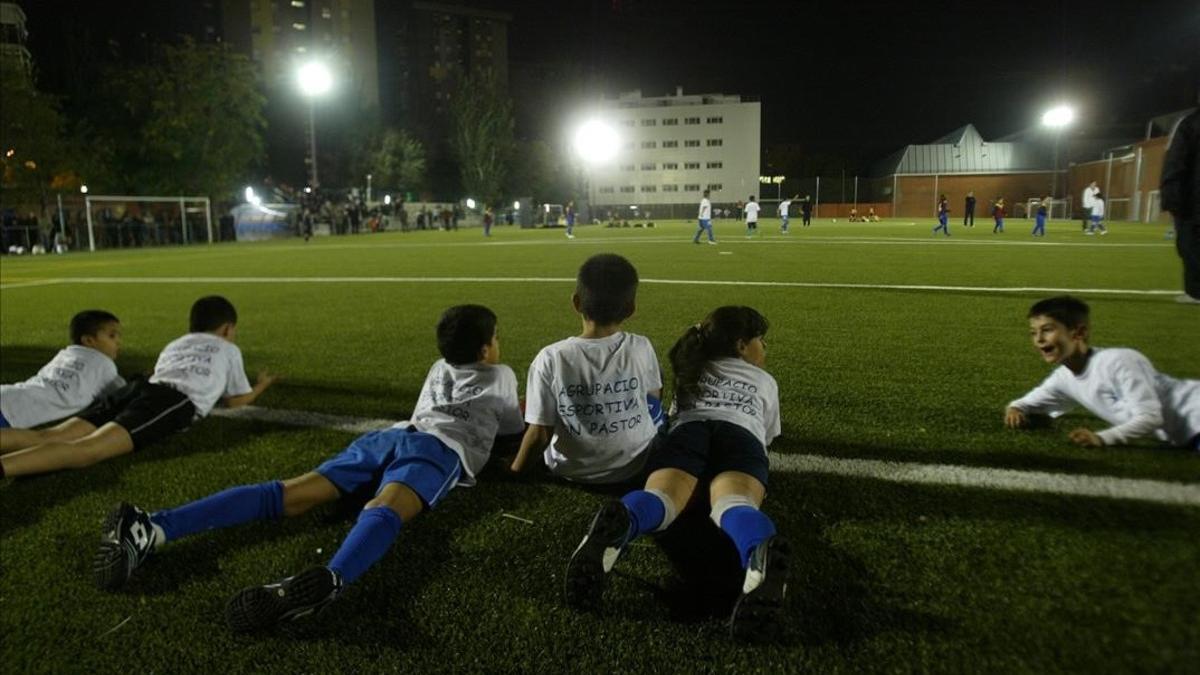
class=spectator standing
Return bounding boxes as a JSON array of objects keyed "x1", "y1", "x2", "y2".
[
  {"x1": 1081, "y1": 181, "x2": 1099, "y2": 232},
  {"x1": 964, "y1": 191, "x2": 976, "y2": 227},
  {"x1": 1161, "y1": 107, "x2": 1200, "y2": 304}
]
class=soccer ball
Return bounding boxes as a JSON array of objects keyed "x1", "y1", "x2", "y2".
[{"x1": 832, "y1": 219, "x2": 837, "y2": 222}]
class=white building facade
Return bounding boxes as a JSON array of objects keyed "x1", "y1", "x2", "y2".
[{"x1": 589, "y1": 88, "x2": 761, "y2": 213}]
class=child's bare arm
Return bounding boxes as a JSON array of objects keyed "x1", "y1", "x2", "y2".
[
  {"x1": 510, "y1": 424, "x2": 553, "y2": 473},
  {"x1": 224, "y1": 370, "x2": 280, "y2": 408}
]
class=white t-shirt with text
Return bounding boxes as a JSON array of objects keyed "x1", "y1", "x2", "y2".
[
  {"x1": 149, "y1": 333, "x2": 253, "y2": 417},
  {"x1": 744, "y1": 202, "x2": 761, "y2": 223},
  {"x1": 526, "y1": 332, "x2": 663, "y2": 483},
  {"x1": 698, "y1": 198, "x2": 712, "y2": 220},
  {"x1": 1008, "y1": 347, "x2": 1200, "y2": 447},
  {"x1": 0, "y1": 345, "x2": 126, "y2": 428},
  {"x1": 396, "y1": 359, "x2": 524, "y2": 486},
  {"x1": 671, "y1": 357, "x2": 781, "y2": 449}
]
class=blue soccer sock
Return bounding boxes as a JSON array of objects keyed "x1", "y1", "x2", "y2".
[
  {"x1": 328, "y1": 506, "x2": 403, "y2": 585},
  {"x1": 718, "y1": 505, "x2": 777, "y2": 569},
  {"x1": 151, "y1": 480, "x2": 284, "y2": 544},
  {"x1": 620, "y1": 489, "x2": 671, "y2": 543}
]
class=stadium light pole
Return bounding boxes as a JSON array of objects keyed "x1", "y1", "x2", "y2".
[
  {"x1": 297, "y1": 61, "x2": 333, "y2": 189},
  {"x1": 1042, "y1": 105, "x2": 1075, "y2": 200},
  {"x1": 572, "y1": 119, "x2": 619, "y2": 224}
]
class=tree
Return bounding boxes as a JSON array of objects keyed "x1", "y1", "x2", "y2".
[
  {"x1": 359, "y1": 129, "x2": 426, "y2": 198},
  {"x1": 449, "y1": 72, "x2": 514, "y2": 205},
  {"x1": 95, "y1": 39, "x2": 265, "y2": 201},
  {"x1": 506, "y1": 139, "x2": 572, "y2": 203},
  {"x1": 0, "y1": 67, "x2": 77, "y2": 211}
]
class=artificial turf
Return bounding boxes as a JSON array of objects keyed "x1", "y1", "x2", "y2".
[{"x1": 1, "y1": 218, "x2": 1197, "y2": 673}]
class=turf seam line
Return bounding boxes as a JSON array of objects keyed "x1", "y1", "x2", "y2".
[
  {"x1": 210, "y1": 406, "x2": 1200, "y2": 507},
  {"x1": 0, "y1": 276, "x2": 1179, "y2": 296}
]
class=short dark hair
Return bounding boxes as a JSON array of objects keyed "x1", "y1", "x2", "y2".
[
  {"x1": 576, "y1": 253, "x2": 638, "y2": 325},
  {"x1": 190, "y1": 295, "x2": 238, "y2": 332},
  {"x1": 70, "y1": 310, "x2": 119, "y2": 344},
  {"x1": 1028, "y1": 296, "x2": 1090, "y2": 329},
  {"x1": 703, "y1": 189, "x2": 710, "y2": 197},
  {"x1": 437, "y1": 304, "x2": 497, "y2": 365}
]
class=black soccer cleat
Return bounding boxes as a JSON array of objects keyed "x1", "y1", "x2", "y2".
[
  {"x1": 563, "y1": 500, "x2": 631, "y2": 610},
  {"x1": 225, "y1": 566, "x2": 343, "y2": 633},
  {"x1": 93, "y1": 502, "x2": 157, "y2": 590},
  {"x1": 729, "y1": 536, "x2": 791, "y2": 644}
]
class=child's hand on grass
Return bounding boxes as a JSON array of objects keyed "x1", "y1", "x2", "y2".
[
  {"x1": 1067, "y1": 428, "x2": 1104, "y2": 447},
  {"x1": 256, "y1": 370, "x2": 281, "y2": 389},
  {"x1": 1004, "y1": 407, "x2": 1028, "y2": 429}
]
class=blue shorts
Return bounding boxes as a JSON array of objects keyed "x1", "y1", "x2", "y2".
[
  {"x1": 1091, "y1": 215, "x2": 1102, "y2": 224},
  {"x1": 0, "y1": 411, "x2": 9, "y2": 428},
  {"x1": 646, "y1": 419, "x2": 769, "y2": 487},
  {"x1": 317, "y1": 427, "x2": 462, "y2": 509}
]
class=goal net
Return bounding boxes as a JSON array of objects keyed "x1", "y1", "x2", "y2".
[
  {"x1": 81, "y1": 195, "x2": 213, "y2": 252},
  {"x1": 1022, "y1": 198, "x2": 1069, "y2": 219}
]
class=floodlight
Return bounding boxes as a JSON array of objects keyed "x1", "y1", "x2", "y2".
[
  {"x1": 512, "y1": 201, "x2": 520, "y2": 210},
  {"x1": 80, "y1": 184, "x2": 89, "y2": 194},
  {"x1": 573, "y1": 119, "x2": 619, "y2": 164},
  {"x1": 244, "y1": 186, "x2": 255, "y2": 202},
  {"x1": 1041, "y1": 105, "x2": 1074, "y2": 128},
  {"x1": 466, "y1": 198, "x2": 477, "y2": 209},
  {"x1": 297, "y1": 61, "x2": 333, "y2": 97},
  {"x1": 384, "y1": 194, "x2": 392, "y2": 205}
]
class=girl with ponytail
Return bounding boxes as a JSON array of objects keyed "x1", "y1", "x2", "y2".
[{"x1": 564, "y1": 306, "x2": 788, "y2": 642}]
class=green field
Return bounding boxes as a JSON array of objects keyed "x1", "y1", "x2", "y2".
[{"x1": 1, "y1": 218, "x2": 1197, "y2": 673}]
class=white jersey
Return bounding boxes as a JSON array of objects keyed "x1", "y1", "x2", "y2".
[
  {"x1": 671, "y1": 357, "x2": 781, "y2": 448},
  {"x1": 778, "y1": 200, "x2": 792, "y2": 217},
  {"x1": 698, "y1": 198, "x2": 712, "y2": 220},
  {"x1": 396, "y1": 359, "x2": 524, "y2": 486},
  {"x1": 744, "y1": 202, "x2": 761, "y2": 223},
  {"x1": 1008, "y1": 347, "x2": 1200, "y2": 447},
  {"x1": 526, "y1": 332, "x2": 663, "y2": 483},
  {"x1": 1091, "y1": 199, "x2": 1105, "y2": 217},
  {"x1": 1082, "y1": 185, "x2": 1099, "y2": 209},
  {"x1": 149, "y1": 333, "x2": 253, "y2": 417},
  {"x1": 0, "y1": 345, "x2": 125, "y2": 428}
]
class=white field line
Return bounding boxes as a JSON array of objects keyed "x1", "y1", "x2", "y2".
[
  {"x1": 211, "y1": 406, "x2": 1200, "y2": 507},
  {"x1": 0, "y1": 275, "x2": 1178, "y2": 296}
]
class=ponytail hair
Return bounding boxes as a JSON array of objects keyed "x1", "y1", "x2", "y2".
[{"x1": 669, "y1": 306, "x2": 769, "y2": 408}]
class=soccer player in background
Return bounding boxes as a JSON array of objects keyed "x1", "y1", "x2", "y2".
[
  {"x1": 694, "y1": 189, "x2": 717, "y2": 244},
  {"x1": 1032, "y1": 195, "x2": 1049, "y2": 237},
  {"x1": 743, "y1": 196, "x2": 761, "y2": 237},
  {"x1": 932, "y1": 194, "x2": 950, "y2": 236},
  {"x1": 565, "y1": 200, "x2": 577, "y2": 239},
  {"x1": 778, "y1": 194, "x2": 795, "y2": 233},
  {"x1": 992, "y1": 197, "x2": 1006, "y2": 233},
  {"x1": 1086, "y1": 191, "x2": 1108, "y2": 235}
]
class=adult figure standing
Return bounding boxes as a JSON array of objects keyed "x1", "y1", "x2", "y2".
[
  {"x1": 800, "y1": 195, "x2": 813, "y2": 227},
  {"x1": 963, "y1": 191, "x2": 976, "y2": 227},
  {"x1": 1161, "y1": 107, "x2": 1200, "y2": 304},
  {"x1": 1081, "y1": 181, "x2": 1099, "y2": 232}
]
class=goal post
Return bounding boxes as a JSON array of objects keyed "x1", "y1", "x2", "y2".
[
  {"x1": 82, "y1": 195, "x2": 212, "y2": 252},
  {"x1": 1023, "y1": 198, "x2": 1069, "y2": 219}
]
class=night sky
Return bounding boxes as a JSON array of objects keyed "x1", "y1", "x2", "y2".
[{"x1": 21, "y1": 0, "x2": 1200, "y2": 169}]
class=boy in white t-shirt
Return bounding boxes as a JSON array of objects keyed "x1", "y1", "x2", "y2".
[
  {"x1": 0, "y1": 296, "x2": 277, "y2": 479},
  {"x1": 743, "y1": 195, "x2": 761, "y2": 237},
  {"x1": 92, "y1": 305, "x2": 525, "y2": 633},
  {"x1": 1, "y1": 310, "x2": 126, "y2": 441},
  {"x1": 1005, "y1": 296, "x2": 1199, "y2": 450},
  {"x1": 564, "y1": 306, "x2": 788, "y2": 643},
  {"x1": 510, "y1": 253, "x2": 664, "y2": 485}
]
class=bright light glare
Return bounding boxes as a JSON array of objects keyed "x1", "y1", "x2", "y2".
[
  {"x1": 512, "y1": 201, "x2": 520, "y2": 210},
  {"x1": 573, "y1": 119, "x2": 619, "y2": 164},
  {"x1": 80, "y1": 184, "x2": 89, "y2": 194},
  {"x1": 466, "y1": 198, "x2": 477, "y2": 209},
  {"x1": 1042, "y1": 105, "x2": 1075, "y2": 128},
  {"x1": 384, "y1": 194, "x2": 392, "y2": 205},
  {"x1": 297, "y1": 61, "x2": 333, "y2": 97}
]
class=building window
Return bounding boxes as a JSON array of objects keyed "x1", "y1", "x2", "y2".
[
  {"x1": 620, "y1": 164, "x2": 635, "y2": 172},
  {"x1": 641, "y1": 162, "x2": 656, "y2": 170},
  {"x1": 706, "y1": 139, "x2": 723, "y2": 147},
  {"x1": 684, "y1": 161, "x2": 700, "y2": 169},
  {"x1": 684, "y1": 117, "x2": 700, "y2": 125},
  {"x1": 706, "y1": 161, "x2": 723, "y2": 169},
  {"x1": 662, "y1": 118, "x2": 678, "y2": 126},
  {"x1": 662, "y1": 140, "x2": 678, "y2": 148},
  {"x1": 662, "y1": 184, "x2": 679, "y2": 192},
  {"x1": 706, "y1": 116, "x2": 723, "y2": 124},
  {"x1": 684, "y1": 183, "x2": 701, "y2": 191},
  {"x1": 662, "y1": 162, "x2": 679, "y2": 170},
  {"x1": 707, "y1": 183, "x2": 723, "y2": 191},
  {"x1": 599, "y1": 186, "x2": 615, "y2": 194},
  {"x1": 641, "y1": 141, "x2": 657, "y2": 149},
  {"x1": 684, "y1": 140, "x2": 700, "y2": 148},
  {"x1": 640, "y1": 118, "x2": 657, "y2": 127},
  {"x1": 620, "y1": 186, "x2": 635, "y2": 193},
  {"x1": 621, "y1": 119, "x2": 635, "y2": 127},
  {"x1": 641, "y1": 185, "x2": 657, "y2": 193}
]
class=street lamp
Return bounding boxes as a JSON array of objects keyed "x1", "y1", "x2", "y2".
[
  {"x1": 1042, "y1": 105, "x2": 1075, "y2": 199},
  {"x1": 296, "y1": 61, "x2": 333, "y2": 189},
  {"x1": 573, "y1": 119, "x2": 619, "y2": 224}
]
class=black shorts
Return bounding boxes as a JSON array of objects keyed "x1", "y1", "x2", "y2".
[
  {"x1": 645, "y1": 420, "x2": 769, "y2": 487},
  {"x1": 79, "y1": 380, "x2": 196, "y2": 450}
]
